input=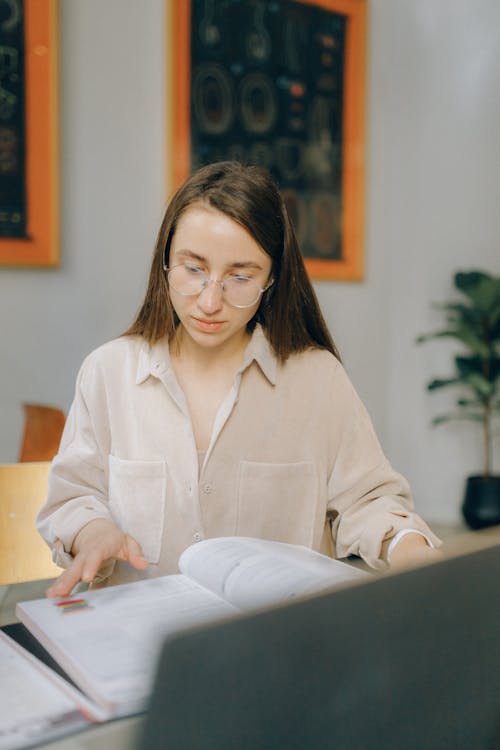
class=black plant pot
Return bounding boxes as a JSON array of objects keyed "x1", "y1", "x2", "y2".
[{"x1": 461, "y1": 475, "x2": 500, "y2": 530}]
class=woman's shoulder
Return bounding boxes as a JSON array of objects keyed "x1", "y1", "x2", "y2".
[
  {"x1": 282, "y1": 347, "x2": 366, "y2": 414},
  {"x1": 77, "y1": 335, "x2": 149, "y2": 382},
  {"x1": 273, "y1": 346, "x2": 347, "y2": 390},
  {"x1": 286, "y1": 346, "x2": 343, "y2": 377},
  {"x1": 83, "y1": 334, "x2": 144, "y2": 363}
]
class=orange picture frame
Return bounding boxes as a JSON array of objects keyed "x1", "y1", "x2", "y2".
[
  {"x1": 168, "y1": 0, "x2": 366, "y2": 281},
  {"x1": 0, "y1": 0, "x2": 59, "y2": 267}
]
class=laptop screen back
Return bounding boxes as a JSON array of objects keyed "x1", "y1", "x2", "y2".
[{"x1": 139, "y1": 542, "x2": 500, "y2": 750}]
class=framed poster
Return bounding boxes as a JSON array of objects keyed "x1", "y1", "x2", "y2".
[
  {"x1": 169, "y1": 0, "x2": 366, "y2": 281},
  {"x1": 0, "y1": 0, "x2": 59, "y2": 267}
]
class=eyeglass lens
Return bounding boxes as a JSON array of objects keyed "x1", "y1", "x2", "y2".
[{"x1": 167, "y1": 265, "x2": 265, "y2": 308}]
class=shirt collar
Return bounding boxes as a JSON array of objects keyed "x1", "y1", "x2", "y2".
[
  {"x1": 136, "y1": 337, "x2": 172, "y2": 385},
  {"x1": 135, "y1": 324, "x2": 277, "y2": 386},
  {"x1": 239, "y1": 324, "x2": 277, "y2": 385}
]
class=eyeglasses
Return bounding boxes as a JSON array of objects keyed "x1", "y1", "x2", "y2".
[{"x1": 164, "y1": 263, "x2": 273, "y2": 309}]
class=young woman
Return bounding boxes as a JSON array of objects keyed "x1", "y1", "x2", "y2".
[{"x1": 38, "y1": 161, "x2": 440, "y2": 597}]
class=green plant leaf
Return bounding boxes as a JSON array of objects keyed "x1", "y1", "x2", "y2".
[
  {"x1": 431, "y1": 413, "x2": 484, "y2": 426},
  {"x1": 418, "y1": 269, "x2": 500, "y2": 443},
  {"x1": 455, "y1": 356, "x2": 500, "y2": 381},
  {"x1": 464, "y1": 373, "x2": 495, "y2": 398},
  {"x1": 454, "y1": 328, "x2": 490, "y2": 357},
  {"x1": 455, "y1": 356, "x2": 483, "y2": 377},
  {"x1": 454, "y1": 270, "x2": 492, "y2": 291},
  {"x1": 492, "y1": 316, "x2": 500, "y2": 341},
  {"x1": 416, "y1": 328, "x2": 489, "y2": 356},
  {"x1": 455, "y1": 271, "x2": 500, "y2": 315},
  {"x1": 456, "y1": 397, "x2": 482, "y2": 408},
  {"x1": 416, "y1": 330, "x2": 454, "y2": 344},
  {"x1": 427, "y1": 377, "x2": 460, "y2": 391},
  {"x1": 437, "y1": 302, "x2": 484, "y2": 328}
]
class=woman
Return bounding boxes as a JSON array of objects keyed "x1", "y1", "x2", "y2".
[{"x1": 38, "y1": 161, "x2": 440, "y2": 597}]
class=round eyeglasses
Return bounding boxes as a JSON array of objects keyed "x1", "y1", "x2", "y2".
[{"x1": 164, "y1": 263, "x2": 273, "y2": 309}]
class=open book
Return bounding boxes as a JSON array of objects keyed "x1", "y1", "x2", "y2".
[
  {"x1": 0, "y1": 629, "x2": 94, "y2": 750},
  {"x1": 15, "y1": 537, "x2": 369, "y2": 721}
]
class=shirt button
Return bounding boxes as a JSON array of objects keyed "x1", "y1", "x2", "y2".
[
  {"x1": 187, "y1": 484, "x2": 193, "y2": 495},
  {"x1": 202, "y1": 483, "x2": 213, "y2": 494},
  {"x1": 193, "y1": 532, "x2": 202, "y2": 542}
]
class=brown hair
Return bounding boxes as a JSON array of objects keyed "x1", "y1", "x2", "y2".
[{"x1": 125, "y1": 161, "x2": 340, "y2": 362}]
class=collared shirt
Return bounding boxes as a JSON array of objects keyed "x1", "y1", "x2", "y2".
[{"x1": 37, "y1": 326, "x2": 441, "y2": 586}]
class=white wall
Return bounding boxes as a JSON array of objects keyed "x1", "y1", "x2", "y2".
[
  {"x1": 0, "y1": 0, "x2": 499, "y2": 527},
  {"x1": 370, "y1": 0, "x2": 500, "y2": 523}
]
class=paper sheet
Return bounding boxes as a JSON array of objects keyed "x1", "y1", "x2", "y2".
[
  {"x1": 16, "y1": 575, "x2": 236, "y2": 716},
  {"x1": 0, "y1": 631, "x2": 90, "y2": 750},
  {"x1": 179, "y1": 536, "x2": 369, "y2": 609}
]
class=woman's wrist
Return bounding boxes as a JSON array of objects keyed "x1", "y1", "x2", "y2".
[
  {"x1": 387, "y1": 529, "x2": 433, "y2": 561},
  {"x1": 380, "y1": 530, "x2": 432, "y2": 564},
  {"x1": 384, "y1": 531, "x2": 441, "y2": 569}
]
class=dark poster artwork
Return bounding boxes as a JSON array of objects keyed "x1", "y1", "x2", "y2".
[
  {"x1": 0, "y1": 0, "x2": 26, "y2": 239},
  {"x1": 190, "y1": 0, "x2": 346, "y2": 261}
]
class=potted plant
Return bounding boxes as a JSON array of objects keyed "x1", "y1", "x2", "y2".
[{"x1": 417, "y1": 269, "x2": 500, "y2": 529}]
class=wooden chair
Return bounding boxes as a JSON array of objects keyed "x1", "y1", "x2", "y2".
[
  {"x1": 19, "y1": 403, "x2": 66, "y2": 462},
  {"x1": 0, "y1": 462, "x2": 62, "y2": 584}
]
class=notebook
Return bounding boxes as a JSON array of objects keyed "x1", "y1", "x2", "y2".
[{"x1": 139, "y1": 538, "x2": 500, "y2": 750}]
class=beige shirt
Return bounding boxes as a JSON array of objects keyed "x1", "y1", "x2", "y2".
[{"x1": 37, "y1": 326, "x2": 440, "y2": 586}]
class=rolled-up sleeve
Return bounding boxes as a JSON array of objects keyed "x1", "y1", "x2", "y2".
[
  {"x1": 326, "y1": 364, "x2": 441, "y2": 568},
  {"x1": 36, "y1": 354, "x2": 113, "y2": 568}
]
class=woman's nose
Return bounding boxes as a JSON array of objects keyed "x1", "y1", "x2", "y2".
[{"x1": 197, "y1": 279, "x2": 224, "y2": 312}]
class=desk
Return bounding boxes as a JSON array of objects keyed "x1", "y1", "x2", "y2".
[
  {"x1": 27, "y1": 716, "x2": 143, "y2": 750},
  {"x1": 0, "y1": 579, "x2": 54, "y2": 627}
]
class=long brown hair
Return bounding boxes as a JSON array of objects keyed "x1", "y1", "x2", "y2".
[{"x1": 125, "y1": 161, "x2": 340, "y2": 362}]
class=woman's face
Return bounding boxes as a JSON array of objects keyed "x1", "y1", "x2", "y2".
[{"x1": 168, "y1": 203, "x2": 272, "y2": 354}]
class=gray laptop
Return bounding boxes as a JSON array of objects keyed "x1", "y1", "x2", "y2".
[{"x1": 139, "y1": 540, "x2": 500, "y2": 750}]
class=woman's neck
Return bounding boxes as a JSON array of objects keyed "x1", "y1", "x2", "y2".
[{"x1": 170, "y1": 326, "x2": 250, "y2": 373}]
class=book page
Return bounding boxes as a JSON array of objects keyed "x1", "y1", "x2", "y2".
[
  {"x1": 0, "y1": 630, "x2": 91, "y2": 750},
  {"x1": 16, "y1": 574, "x2": 236, "y2": 718},
  {"x1": 178, "y1": 537, "x2": 370, "y2": 610}
]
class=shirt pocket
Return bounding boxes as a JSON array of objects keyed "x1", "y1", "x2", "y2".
[
  {"x1": 108, "y1": 455, "x2": 166, "y2": 564},
  {"x1": 236, "y1": 460, "x2": 317, "y2": 546}
]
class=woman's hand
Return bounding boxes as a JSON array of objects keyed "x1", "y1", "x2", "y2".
[{"x1": 46, "y1": 518, "x2": 149, "y2": 598}]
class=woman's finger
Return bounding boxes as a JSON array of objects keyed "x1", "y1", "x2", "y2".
[
  {"x1": 123, "y1": 535, "x2": 149, "y2": 570},
  {"x1": 46, "y1": 558, "x2": 87, "y2": 598}
]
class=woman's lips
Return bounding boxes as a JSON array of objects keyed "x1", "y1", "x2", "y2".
[{"x1": 192, "y1": 317, "x2": 225, "y2": 333}]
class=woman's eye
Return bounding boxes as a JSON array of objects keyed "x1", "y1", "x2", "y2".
[
  {"x1": 185, "y1": 264, "x2": 204, "y2": 275},
  {"x1": 230, "y1": 274, "x2": 251, "y2": 284}
]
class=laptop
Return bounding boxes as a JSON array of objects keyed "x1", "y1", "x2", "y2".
[{"x1": 139, "y1": 537, "x2": 500, "y2": 750}]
